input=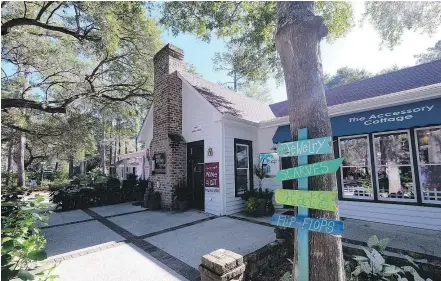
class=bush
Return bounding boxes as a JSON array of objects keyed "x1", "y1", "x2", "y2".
[
  {"x1": 1, "y1": 195, "x2": 58, "y2": 281},
  {"x1": 244, "y1": 197, "x2": 259, "y2": 214},
  {"x1": 345, "y1": 235, "x2": 433, "y2": 281}
]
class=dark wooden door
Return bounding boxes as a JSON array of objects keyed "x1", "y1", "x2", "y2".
[{"x1": 187, "y1": 141, "x2": 204, "y2": 210}]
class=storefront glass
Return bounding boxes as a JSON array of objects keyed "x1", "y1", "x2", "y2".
[
  {"x1": 416, "y1": 126, "x2": 441, "y2": 204},
  {"x1": 338, "y1": 135, "x2": 373, "y2": 199},
  {"x1": 373, "y1": 130, "x2": 416, "y2": 201}
]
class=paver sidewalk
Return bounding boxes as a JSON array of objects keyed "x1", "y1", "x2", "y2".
[
  {"x1": 230, "y1": 212, "x2": 441, "y2": 258},
  {"x1": 41, "y1": 203, "x2": 277, "y2": 281}
]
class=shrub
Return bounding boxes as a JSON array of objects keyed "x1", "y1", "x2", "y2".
[
  {"x1": 345, "y1": 235, "x2": 433, "y2": 281},
  {"x1": 244, "y1": 197, "x2": 259, "y2": 214},
  {"x1": 1, "y1": 195, "x2": 58, "y2": 281}
]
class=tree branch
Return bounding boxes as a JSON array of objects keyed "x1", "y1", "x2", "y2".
[
  {"x1": 1, "y1": 99, "x2": 67, "y2": 113},
  {"x1": 46, "y1": 2, "x2": 64, "y2": 24},
  {"x1": 1, "y1": 18, "x2": 100, "y2": 41},
  {"x1": 2, "y1": 123, "x2": 64, "y2": 137},
  {"x1": 36, "y1": 2, "x2": 54, "y2": 21}
]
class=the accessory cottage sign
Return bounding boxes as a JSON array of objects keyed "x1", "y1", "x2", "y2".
[{"x1": 331, "y1": 98, "x2": 441, "y2": 136}]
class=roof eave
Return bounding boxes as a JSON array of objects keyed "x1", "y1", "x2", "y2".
[{"x1": 260, "y1": 83, "x2": 441, "y2": 128}]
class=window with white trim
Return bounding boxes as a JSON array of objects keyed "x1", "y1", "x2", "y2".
[
  {"x1": 338, "y1": 135, "x2": 373, "y2": 199},
  {"x1": 415, "y1": 126, "x2": 441, "y2": 204},
  {"x1": 235, "y1": 143, "x2": 250, "y2": 196},
  {"x1": 373, "y1": 130, "x2": 416, "y2": 201}
]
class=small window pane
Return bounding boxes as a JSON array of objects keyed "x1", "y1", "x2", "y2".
[
  {"x1": 377, "y1": 166, "x2": 415, "y2": 199},
  {"x1": 236, "y1": 145, "x2": 249, "y2": 168},
  {"x1": 374, "y1": 132, "x2": 411, "y2": 165},
  {"x1": 342, "y1": 167, "x2": 373, "y2": 197},
  {"x1": 340, "y1": 137, "x2": 369, "y2": 166},
  {"x1": 416, "y1": 127, "x2": 441, "y2": 164},
  {"x1": 420, "y1": 165, "x2": 441, "y2": 202},
  {"x1": 236, "y1": 169, "x2": 248, "y2": 194}
]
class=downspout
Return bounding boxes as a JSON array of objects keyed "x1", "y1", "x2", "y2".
[{"x1": 221, "y1": 120, "x2": 226, "y2": 216}]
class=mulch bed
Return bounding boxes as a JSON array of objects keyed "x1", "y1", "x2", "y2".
[{"x1": 254, "y1": 258, "x2": 292, "y2": 281}]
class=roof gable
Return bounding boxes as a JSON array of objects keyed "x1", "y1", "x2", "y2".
[{"x1": 179, "y1": 71, "x2": 275, "y2": 122}]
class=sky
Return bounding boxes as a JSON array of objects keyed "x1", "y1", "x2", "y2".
[{"x1": 158, "y1": 1, "x2": 441, "y2": 104}]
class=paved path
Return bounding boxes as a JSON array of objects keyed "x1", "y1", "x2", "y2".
[
  {"x1": 41, "y1": 203, "x2": 276, "y2": 281},
  {"x1": 230, "y1": 212, "x2": 441, "y2": 258}
]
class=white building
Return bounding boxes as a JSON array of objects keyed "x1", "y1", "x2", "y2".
[{"x1": 133, "y1": 44, "x2": 441, "y2": 230}]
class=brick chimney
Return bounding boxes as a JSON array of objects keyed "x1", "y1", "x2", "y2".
[{"x1": 150, "y1": 44, "x2": 186, "y2": 208}]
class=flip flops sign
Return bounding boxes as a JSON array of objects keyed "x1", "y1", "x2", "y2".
[{"x1": 270, "y1": 128, "x2": 344, "y2": 281}]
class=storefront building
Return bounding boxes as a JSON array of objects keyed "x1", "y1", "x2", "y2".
[{"x1": 137, "y1": 44, "x2": 441, "y2": 230}]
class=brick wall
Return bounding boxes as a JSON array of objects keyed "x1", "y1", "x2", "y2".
[{"x1": 150, "y1": 44, "x2": 187, "y2": 208}]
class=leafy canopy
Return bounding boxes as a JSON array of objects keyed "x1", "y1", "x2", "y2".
[{"x1": 160, "y1": 1, "x2": 441, "y2": 83}]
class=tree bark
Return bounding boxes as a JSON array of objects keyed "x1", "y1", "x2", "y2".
[
  {"x1": 275, "y1": 2, "x2": 345, "y2": 281},
  {"x1": 69, "y1": 156, "x2": 74, "y2": 178},
  {"x1": 109, "y1": 132, "x2": 113, "y2": 175},
  {"x1": 17, "y1": 133, "x2": 26, "y2": 187},
  {"x1": 6, "y1": 141, "x2": 13, "y2": 186}
]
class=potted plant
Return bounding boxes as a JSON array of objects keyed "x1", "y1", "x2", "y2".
[
  {"x1": 244, "y1": 197, "x2": 259, "y2": 215},
  {"x1": 174, "y1": 179, "x2": 189, "y2": 211},
  {"x1": 253, "y1": 165, "x2": 270, "y2": 215},
  {"x1": 144, "y1": 184, "x2": 161, "y2": 210}
]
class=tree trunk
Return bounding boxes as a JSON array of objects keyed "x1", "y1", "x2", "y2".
[
  {"x1": 6, "y1": 140, "x2": 13, "y2": 186},
  {"x1": 69, "y1": 156, "x2": 74, "y2": 178},
  {"x1": 17, "y1": 133, "x2": 26, "y2": 187},
  {"x1": 109, "y1": 132, "x2": 113, "y2": 175},
  {"x1": 275, "y1": 2, "x2": 345, "y2": 281}
]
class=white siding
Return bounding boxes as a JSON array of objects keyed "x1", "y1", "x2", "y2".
[
  {"x1": 257, "y1": 126, "x2": 283, "y2": 192},
  {"x1": 138, "y1": 106, "x2": 154, "y2": 148},
  {"x1": 182, "y1": 80, "x2": 223, "y2": 216},
  {"x1": 223, "y1": 121, "x2": 259, "y2": 215},
  {"x1": 339, "y1": 201, "x2": 441, "y2": 230}
]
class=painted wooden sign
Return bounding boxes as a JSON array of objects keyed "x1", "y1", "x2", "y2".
[
  {"x1": 205, "y1": 162, "x2": 219, "y2": 187},
  {"x1": 274, "y1": 157, "x2": 344, "y2": 182},
  {"x1": 271, "y1": 214, "x2": 344, "y2": 235},
  {"x1": 277, "y1": 136, "x2": 332, "y2": 157},
  {"x1": 275, "y1": 189, "x2": 337, "y2": 211}
]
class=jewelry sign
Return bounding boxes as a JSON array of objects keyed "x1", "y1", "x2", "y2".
[{"x1": 271, "y1": 128, "x2": 344, "y2": 281}]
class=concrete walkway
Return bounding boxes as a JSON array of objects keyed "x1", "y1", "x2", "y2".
[
  {"x1": 230, "y1": 212, "x2": 441, "y2": 258},
  {"x1": 40, "y1": 203, "x2": 275, "y2": 281}
]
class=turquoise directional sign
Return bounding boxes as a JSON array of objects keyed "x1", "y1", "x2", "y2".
[
  {"x1": 277, "y1": 136, "x2": 332, "y2": 157},
  {"x1": 270, "y1": 128, "x2": 344, "y2": 281},
  {"x1": 274, "y1": 157, "x2": 344, "y2": 182},
  {"x1": 271, "y1": 214, "x2": 344, "y2": 235},
  {"x1": 274, "y1": 189, "x2": 337, "y2": 211}
]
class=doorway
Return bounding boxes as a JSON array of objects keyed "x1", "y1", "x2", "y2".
[{"x1": 187, "y1": 141, "x2": 204, "y2": 210}]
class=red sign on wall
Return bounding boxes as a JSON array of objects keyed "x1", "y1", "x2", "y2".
[{"x1": 205, "y1": 162, "x2": 219, "y2": 187}]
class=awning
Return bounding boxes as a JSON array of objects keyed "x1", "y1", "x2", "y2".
[{"x1": 272, "y1": 125, "x2": 292, "y2": 143}]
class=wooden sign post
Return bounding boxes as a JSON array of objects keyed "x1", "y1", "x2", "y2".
[
  {"x1": 297, "y1": 128, "x2": 309, "y2": 281},
  {"x1": 271, "y1": 128, "x2": 344, "y2": 281}
]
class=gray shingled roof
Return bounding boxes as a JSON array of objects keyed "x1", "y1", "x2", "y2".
[
  {"x1": 179, "y1": 71, "x2": 275, "y2": 122},
  {"x1": 270, "y1": 60, "x2": 441, "y2": 118}
]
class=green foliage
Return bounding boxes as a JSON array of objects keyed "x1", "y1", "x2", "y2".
[
  {"x1": 346, "y1": 235, "x2": 432, "y2": 281},
  {"x1": 363, "y1": 2, "x2": 441, "y2": 49},
  {"x1": 241, "y1": 82, "x2": 273, "y2": 104},
  {"x1": 2, "y1": 1, "x2": 162, "y2": 179},
  {"x1": 1, "y1": 195, "x2": 56, "y2": 281},
  {"x1": 244, "y1": 197, "x2": 259, "y2": 214},
  {"x1": 414, "y1": 40, "x2": 441, "y2": 64},
  {"x1": 213, "y1": 46, "x2": 272, "y2": 90},
  {"x1": 325, "y1": 67, "x2": 372, "y2": 89},
  {"x1": 160, "y1": 1, "x2": 353, "y2": 84}
]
